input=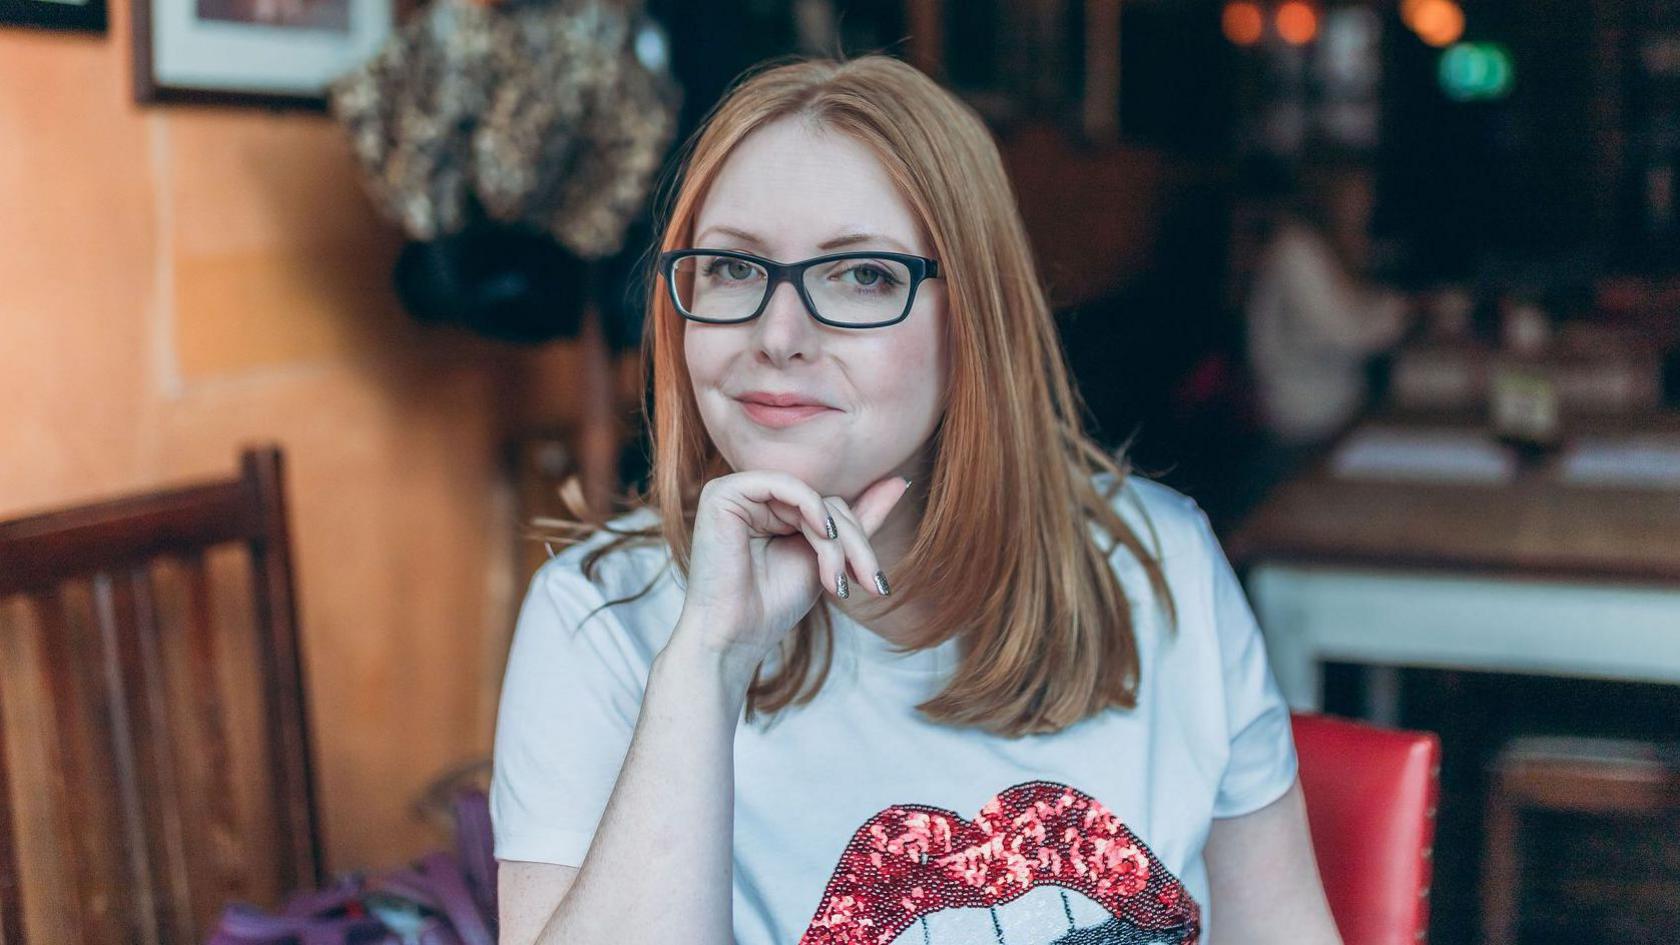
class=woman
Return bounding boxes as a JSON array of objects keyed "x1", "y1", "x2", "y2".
[
  {"x1": 1244, "y1": 160, "x2": 1416, "y2": 447},
  {"x1": 492, "y1": 56, "x2": 1340, "y2": 945}
]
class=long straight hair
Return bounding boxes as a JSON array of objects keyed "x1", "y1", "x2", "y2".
[{"x1": 578, "y1": 54, "x2": 1175, "y2": 737}]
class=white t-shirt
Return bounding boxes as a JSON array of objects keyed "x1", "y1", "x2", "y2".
[{"x1": 491, "y1": 475, "x2": 1298, "y2": 945}]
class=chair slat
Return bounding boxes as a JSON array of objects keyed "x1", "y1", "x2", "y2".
[
  {"x1": 92, "y1": 566, "x2": 168, "y2": 945},
  {"x1": 115, "y1": 562, "x2": 198, "y2": 945},
  {"x1": 35, "y1": 586, "x2": 129, "y2": 945},
  {"x1": 178, "y1": 551, "x2": 242, "y2": 925}
]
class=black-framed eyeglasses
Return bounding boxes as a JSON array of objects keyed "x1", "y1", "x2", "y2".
[{"x1": 657, "y1": 248, "x2": 943, "y2": 329}]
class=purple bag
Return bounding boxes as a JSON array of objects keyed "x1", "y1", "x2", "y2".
[{"x1": 205, "y1": 789, "x2": 499, "y2": 945}]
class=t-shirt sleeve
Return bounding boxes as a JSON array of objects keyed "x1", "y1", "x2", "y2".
[
  {"x1": 490, "y1": 560, "x2": 650, "y2": 866},
  {"x1": 1195, "y1": 508, "x2": 1300, "y2": 818}
]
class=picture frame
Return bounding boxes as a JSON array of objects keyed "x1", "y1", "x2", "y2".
[
  {"x1": 132, "y1": 0, "x2": 393, "y2": 109},
  {"x1": 0, "y1": 0, "x2": 107, "y2": 33}
]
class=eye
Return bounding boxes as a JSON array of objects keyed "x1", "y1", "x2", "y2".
[
  {"x1": 837, "y1": 262, "x2": 900, "y2": 290},
  {"x1": 705, "y1": 258, "x2": 758, "y2": 282}
]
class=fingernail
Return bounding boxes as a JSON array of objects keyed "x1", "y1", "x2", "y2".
[
  {"x1": 873, "y1": 570, "x2": 891, "y2": 596},
  {"x1": 902, "y1": 477, "x2": 913, "y2": 489},
  {"x1": 836, "y1": 571, "x2": 850, "y2": 599},
  {"x1": 824, "y1": 514, "x2": 838, "y2": 540}
]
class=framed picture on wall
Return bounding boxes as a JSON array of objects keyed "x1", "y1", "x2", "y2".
[
  {"x1": 133, "y1": 0, "x2": 392, "y2": 108},
  {"x1": 0, "y1": 0, "x2": 107, "y2": 32}
]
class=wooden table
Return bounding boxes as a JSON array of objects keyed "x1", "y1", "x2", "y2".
[{"x1": 1227, "y1": 413, "x2": 1680, "y2": 724}]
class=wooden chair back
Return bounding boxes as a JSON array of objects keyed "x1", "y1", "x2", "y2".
[{"x1": 0, "y1": 446, "x2": 322, "y2": 944}]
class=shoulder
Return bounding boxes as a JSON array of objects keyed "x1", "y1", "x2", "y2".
[
  {"x1": 524, "y1": 505, "x2": 678, "y2": 640},
  {"x1": 1090, "y1": 470, "x2": 1232, "y2": 646},
  {"x1": 534, "y1": 504, "x2": 667, "y2": 588},
  {"x1": 1092, "y1": 470, "x2": 1216, "y2": 565}
]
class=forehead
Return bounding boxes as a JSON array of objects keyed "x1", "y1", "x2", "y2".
[{"x1": 693, "y1": 117, "x2": 928, "y2": 256}]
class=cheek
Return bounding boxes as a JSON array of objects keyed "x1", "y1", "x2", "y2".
[
  {"x1": 866, "y1": 346, "x2": 937, "y2": 413},
  {"x1": 858, "y1": 318, "x2": 946, "y2": 428},
  {"x1": 683, "y1": 322, "x2": 721, "y2": 384}
]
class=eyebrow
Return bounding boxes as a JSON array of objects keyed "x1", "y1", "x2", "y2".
[{"x1": 695, "y1": 225, "x2": 916, "y2": 255}]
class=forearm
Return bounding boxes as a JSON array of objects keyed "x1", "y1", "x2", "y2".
[{"x1": 535, "y1": 627, "x2": 752, "y2": 945}]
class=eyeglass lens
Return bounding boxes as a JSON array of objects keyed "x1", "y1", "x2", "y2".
[{"x1": 670, "y1": 254, "x2": 914, "y2": 325}]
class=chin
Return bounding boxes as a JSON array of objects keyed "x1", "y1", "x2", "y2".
[
  {"x1": 714, "y1": 430, "x2": 879, "y2": 496},
  {"x1": 727, "y1": 444, "x2": 853, "y2": 494}
]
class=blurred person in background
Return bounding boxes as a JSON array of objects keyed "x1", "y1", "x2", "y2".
[{"x1": 1241, "y1": 156, "x2": 1419, "y2": 449}]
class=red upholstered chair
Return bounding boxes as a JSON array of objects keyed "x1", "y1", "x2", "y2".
[{"x1": 1292, "y1": 711, "x2": 1442, "y2": 945}]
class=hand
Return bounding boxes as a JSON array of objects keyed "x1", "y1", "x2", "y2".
[{"x1": 673, "y1": 470, "x2": 912, "y2": 667}]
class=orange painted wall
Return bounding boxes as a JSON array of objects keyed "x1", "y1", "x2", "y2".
[{"x1": 0, "y1": 1, "x2": 590, "y2": 874}]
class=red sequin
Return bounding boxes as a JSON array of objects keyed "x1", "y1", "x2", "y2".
[{"x1": 800, "y1": 781, "x2": 1201, "y2": 945}]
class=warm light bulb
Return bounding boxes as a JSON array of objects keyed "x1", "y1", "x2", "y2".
[
  {"x1": 1276, "y1": 1, "x2": 1319, "y2": 46},
  {"x1": 1222, "y1": 0, "x2": 1265, "y2": 46},
  {"x1": 1413, "y1": 0, "x2": 1465, "y2": 47}
]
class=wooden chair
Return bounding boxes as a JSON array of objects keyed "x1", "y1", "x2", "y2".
[
  {"x1": 0, "y1": 446, "x2": 323, "y2": 944},
  {"x1": 1293, "y1": 711, "x2": 1442, "y2": 945},
  {"x1": 1481, "y1": 736, "x2": 1680, "y2": 944}
]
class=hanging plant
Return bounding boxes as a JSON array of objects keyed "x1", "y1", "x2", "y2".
[{"x1": 328, "y1": 0, "x2": 680, "y2": 343}]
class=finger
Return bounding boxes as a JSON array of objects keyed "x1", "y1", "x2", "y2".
[
  {"x1": 768, "y1": 499, "x2": 854, "y2": 599},
  {"x1": 824, "y1": 497, "x2": 888, "y2": 597},
  {"x1": 718, "y1": 471, "x2": 881, "y2": 600},
  {"x1": 736, "y1": 475, "x2": 856, "y2": 600},
  {"x1": 727, "y1": 472, "x2": 837, "y2": 542},
  {"x1": 815, "y1": 522, "x2": 854, "y2": 600},
  {"x1": 851, "y1": 475, "x2": 913, "y2": 536},
  {"x1": 825, "y1": 495, "x2": 870, "y2": 541},
  {"x1": 765, "y1": 500, "x2": 813, "y2": 536}
]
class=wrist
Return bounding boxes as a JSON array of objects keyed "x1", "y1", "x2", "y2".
[{"x1": 656, "y1": 620, "x2": 763, "y2": 705}]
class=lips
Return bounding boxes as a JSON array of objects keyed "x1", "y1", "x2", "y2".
[
  {"x1": 799, "y1": 781, "x2": 1201, "y2": 945},
  {"x1": 739, "y1": 395, "x2": 836, "y2": 428},
  {"x1": 737, "y1": 391, "x2": 832, "y2": 407}
]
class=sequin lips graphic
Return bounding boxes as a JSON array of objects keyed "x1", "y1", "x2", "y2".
[{"x1": 799, "y1": 782, "x2": 1201, "y2": 945}]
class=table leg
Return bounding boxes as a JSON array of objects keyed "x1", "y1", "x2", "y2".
[
  {"x1": 1263, "y1": 622, "x2": 1322, "y2": 711},
  {"x1": 1247, "y1": 568, "x2": 1323, "y2": 711},
  {"x1": 1364, "y1": 665, "x2": 1403, "y2": 726}
]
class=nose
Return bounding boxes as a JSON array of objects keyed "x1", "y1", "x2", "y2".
[{"x1": 751, "y1": 279, "x2": 820, "y2": 366}]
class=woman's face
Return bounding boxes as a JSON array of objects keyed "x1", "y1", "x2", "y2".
[{"x1": 683, "y1": 117, "x2": 948, "y2": 500}]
